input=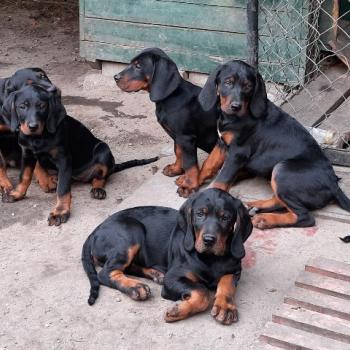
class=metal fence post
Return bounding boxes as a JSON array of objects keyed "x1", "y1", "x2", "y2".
[{"x1": 247, "y1": 0, "x2": 259, "y2": 68}]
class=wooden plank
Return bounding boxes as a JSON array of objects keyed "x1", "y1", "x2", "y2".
[
  {"x1": 84, "y1": 0, "x2": 248, "y2": 34},
  {"x1": 156, "y1": 0, "x2": 239, "y2": 7},
  {"x1": 79, "y1": 0, "x2": 85, "y2": 41},
  {"x1": 305, "y1": 257, "x2": 350, "y2": 282},
  {"x1": 318, "y1": 96, "x2": 350, "y2": 132},
  {"x1": 84, "y1": 0, "x2": 308, "y2": 37},
  {"x1": 83, "y1": 18, "x2": 307, "y2": 66},
  {"x1": 329, "y1": 20, "x2": 350, "y2": 68},
  {"x1": 323, "y1": 149, "x2": 350, "y2": 167},
  {"x1": 159, "y1": 0, "x2": 308, "y2": 7},
  {"x1": 296, "y1": 271, "x2": 350, "y2": 300},
  {"x1": 260, "y1": 322, "x2": 349, "y2": 350},
  {"x1": 81, "y1": 40, "x2": 305, "y2": 82},
  {"x1": 285, "y1": 286, "x2": 350, "y2": 321},
  {"x1": 319, "y1": 0, "x2": 338, "y2": 46},
  {"x1": 273, "y1": 304, "x2": 350, "y2": 344},
  {"x1": 83, "y1": 19, "x2": 248, "y2": 58},
  {"x1": 281, "y1": 64, "x2": 350, "y2": 127}
]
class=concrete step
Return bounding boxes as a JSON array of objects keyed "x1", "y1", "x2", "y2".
[
  {"x1": 272, "y1": 304, "x2": 350, "y2": 344},
  {"x1": 260, "y1": 322, "x2": 349, "y2": 350},
  {"x1": 284, "y1": 286, "x2": 350, "y2": 321},
  {"x1": 305, "y1": 256, "x2": 350, "y2": 282},
  {"x1": 296, "y1": 271, "x2": 350, "y2": 300}
]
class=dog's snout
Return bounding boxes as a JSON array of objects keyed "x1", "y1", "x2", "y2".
[
  {"x1": 47, "y1": 85, "x2": 57, "y2": 95},
  {"x1": 114, "y1": 73, "x2": 122, "y2": 82},
  {"x1": 203, "y1": 234, "x2": 217, "y2": 247},
  {"x1": 28, "y1": 122, "x2": 39, "y2": 131},
  {"x1": 230, "y1": 102, "x2": 242, "y2": 111}
]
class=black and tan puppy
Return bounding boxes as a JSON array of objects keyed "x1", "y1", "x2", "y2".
[
  {"x1": 0, "y1": 67, "x2": 60, "y2": 194},
  {"x1": 1, "y1": 84, "x2": 158, "y2": 225},
  {"x1": 199, "y1": 60, "x2": 350, "y2": 229},
  {"x1": 115, "y1": 48, "x2": 224, "y2": 198},
  {"x1": 82, "y1": 188, "x2": 252, "y2": 324}
]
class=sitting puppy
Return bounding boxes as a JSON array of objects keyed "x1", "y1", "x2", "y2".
[
  {"x1": 1, "y1": 84, "x2": 158, "y2": 226},
  {"x1": 199, "y1": 60, "x2": 350, "y2": 229},
  {"x1": 114, "y1": 48, "x2": 224, "y2": 198},
  {"x1": 0, "y1": 67, "x2": 60, "y2": 194},
  {"x1": 82, "y1": 188, "x2": 252, "y2": 324}
]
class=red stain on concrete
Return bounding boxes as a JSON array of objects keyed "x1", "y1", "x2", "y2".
[
  {"x1": 242, "y1": 246, "x2": 257, "y2": 269},
  {"x1": 301, "y1": 226, "x2": 319, "y2": 236},
  {"x1": 242, "y1": 226, "x2": 319, "y2": 269}
]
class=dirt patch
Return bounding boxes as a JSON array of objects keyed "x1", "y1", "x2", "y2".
[{"x1": 0, "y1": 3, "x2": 195, "y2": 349}]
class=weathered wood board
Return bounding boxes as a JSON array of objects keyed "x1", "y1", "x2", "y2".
[{"x1": 80, "y1": 0, "x2": 313, "y2": 83}]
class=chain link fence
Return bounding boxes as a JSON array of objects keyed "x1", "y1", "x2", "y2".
[{"x1": 257, "y1": 0, "x2": 350, "y2": 165}]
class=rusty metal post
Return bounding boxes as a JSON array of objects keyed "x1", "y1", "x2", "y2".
[{"x1": 247, "y1": 0, "x2": 259, "y2": 68}]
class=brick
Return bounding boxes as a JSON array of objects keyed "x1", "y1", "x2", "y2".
[
  {"x1": 260, "y1": 322, "x2": 349, "y2": 350},
  {"x1": 284, "y1": 286, "x2": 350, "y2": 321},
  {"x1": 273, "y1": 304, "x2": 350, "y2": 344},
  {"x1": 306, "y1": 257, "x2": 350, "y2": 282},
  {"x1": 296, "y1": 271, "x2": 350, "y2": 300}
]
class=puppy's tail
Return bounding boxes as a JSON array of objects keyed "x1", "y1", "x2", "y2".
[
  {"x1": 112, "y1": 156, "x2": 158, "y2": 173},
  {"x1": 333, "y1": 185, "x2": 350, "y2": 212},
  {"x1": 82, "y1": 237, "x2": 100, "y2": 306}
]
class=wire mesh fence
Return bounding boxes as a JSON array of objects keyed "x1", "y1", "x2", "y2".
[{"x1": 258, "y1": 0, "x2": 350, "y2": 164}]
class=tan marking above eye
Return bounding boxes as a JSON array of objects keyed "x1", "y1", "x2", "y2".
[
  {"x1": 202, "y1": 208, "x2": 208, "y2": 214},
  {"x1": 230, "y1": 77, "x2": 235, "y2": 82}
]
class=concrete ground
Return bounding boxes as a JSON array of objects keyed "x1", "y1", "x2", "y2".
[
  {"x1": 0, "y1": 4, "x2": 349, "y2": 346},
  {"x1": 1, "y1": 66, "x2": 349, "y2": 348}
]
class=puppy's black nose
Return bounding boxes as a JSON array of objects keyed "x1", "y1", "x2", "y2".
[
  {"x1": 114, "y1": 74, "x2": 122, "y2": 82},
  {"x1": 231, "y1": 102, "x2": 242, "y2": 111},
  {"x1": 28, "y1": 122, "x2": 39, "y2": 131},
  {"x1": 47, "y1": 85, "x2": 58, "y2": 95},
  {"x1": 203, "y1": 235, "x2": 216, "y2": 247}
]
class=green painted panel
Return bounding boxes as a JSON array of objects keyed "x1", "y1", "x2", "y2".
[
  {"x1": 156, "y1": 0, "x2": 239, "y2": 7},
  {"x1": 84, "y1": 0, "x2": 247, "y2": 33},
  {"x1": 81, "y1": 41, "x2": 302, "y2": 83},
  {"x1": 83, "y1": 18, "x2": 305, "y2": 62},
  {"x1": 84, "y1": 18, "x2": 248, "y2": 58},
  {"x1": 158, "y1": 0, "x2": 307, "y2": 8}
]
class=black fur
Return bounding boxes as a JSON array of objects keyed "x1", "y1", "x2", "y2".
[{"x1": 82, "y1": 188, "x2": 252, "y2": 324}]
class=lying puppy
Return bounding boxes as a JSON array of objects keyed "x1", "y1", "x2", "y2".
[
  {"x1": 1, "y1": 84, "x2": 158, "y2": 226},
  {"x1": 199, "y1": 60, "x2": 350, "y2": 229},
  {"x1": 82, "y1": 188, "x2": 252, "y2": 324},
  {"x1": 115, "y1": 47, "x2": 224, "y2": 198},
  {"x1": 0, "y1": 67, "x2": 60, "y2": 194}
]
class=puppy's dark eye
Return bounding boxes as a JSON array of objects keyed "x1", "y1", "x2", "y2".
[
  {"x1": 39, "y1": 103, "x2": 46, "y2": 109},
  {"x1": 224, "y1": 80, "x2": 232, "y2": 87},
  {"x1": 41, "y1": 74, "x2": 47, "y2": 79},
  {"x1": 244, "y1": 83, "x2": 252, "y2": 91},
  {"x1": 197, "y1": 211, "x2": 204, "y2": 217},
  {"x1": 222, "y1": 215, "x2": 229, "y2": 221},
  {"x1": 134, "y1": 63, "x2": 141, "y2": 69},
  {"x1": 19, "y1": 104, "x2": 26, "y2": 109}
]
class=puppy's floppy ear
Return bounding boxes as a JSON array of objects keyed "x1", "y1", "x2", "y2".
[
  {"x1": 177, "y1": 193, "x2": 200, "y2": 251},
  {"x1": 250, "y1": 70, "x2": 267, "y2": 118},
  {"x1": 231, "y1": 200, "x2": 253, "y2": 260},
  {"x1": 149, "y1": 54, "x2": 182, "y2": 102},
  {"x1": 1, "y1": 91, "x2": 19, "y2": 132},
  {"x1": 198, "y1": 64, "x2": 222, "y2": 111},
  {"x1": 4, "y1": 78, "x2": 16, "y2": 100},
  {"x1": 46, "y1": 93, "x2": 66, "y2": 133}
]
